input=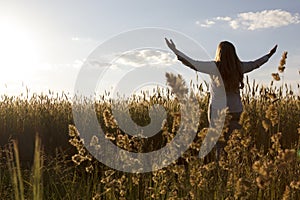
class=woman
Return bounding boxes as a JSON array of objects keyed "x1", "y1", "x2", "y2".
[{"x1": 165, "y1": 38, "x2": 277, "y2": 158}]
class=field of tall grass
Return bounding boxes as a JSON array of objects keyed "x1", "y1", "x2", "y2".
[{"x1": 0, "y1": 52, "x2": 299, "y2": 199}]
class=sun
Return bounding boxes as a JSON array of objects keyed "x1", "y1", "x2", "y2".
[{"x1": 0, "y1": 19, "x2": 39, "y2": 82}]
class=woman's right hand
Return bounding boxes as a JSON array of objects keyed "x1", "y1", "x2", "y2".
[{"x1": 165, "y1": 38, "x2": 178, "y2": 54}]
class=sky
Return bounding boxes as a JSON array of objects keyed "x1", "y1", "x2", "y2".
[{"x1": 0, "y1": 0, "x2": 299, "y2": 97}]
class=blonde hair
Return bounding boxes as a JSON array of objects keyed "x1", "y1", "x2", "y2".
[{"x1": 215, "y1": 41, "x2": 244, "y2": 92}]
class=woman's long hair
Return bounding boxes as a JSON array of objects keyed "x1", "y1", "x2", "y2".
[{"x1": 214, "y1": 41, "x2": 244, "y2": 92}]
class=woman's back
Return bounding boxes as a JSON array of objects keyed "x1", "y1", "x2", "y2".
[{"x1": 165, "y1": 38, "x2": 277, "y2": 114}]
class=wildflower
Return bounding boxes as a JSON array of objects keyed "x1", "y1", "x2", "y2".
[
  {"x1": 278, "y1": 51, "x2": 288, "y2": 73},
  {"x1": 90, "y1": 135, "x2": 101, "y2": 150},
  {"x1": 119, "y1": 190, "x2": 126, "y2": 197},
  {"x1": 262, "y1": 120, "x2": 270, "y2": 132},
  {"x1": 103, "y1": 109, "x2": 117, "y2": 128},
  {"x1": 92, "y1": 194, "x2": 101, "y2": 200},
  {"x1": 240, "y1": 137, "x2": 251, "y2": 148},
  {"x1": 290, "y1": 180, "x2": 300, "y2": 190},
  {"x1": 166, "y1": 72, "x2": 188, "y2": 99},
  {"x1": 68, "y1": 124, "x2": 80, "y2": 137},
  {"x1": 282, "y1": 186, "x2": 291, "y2": 200},
  {"x1": 78, "y1": 147, "x2": 86, "y2": 156},
  {"x1": 69, "y1": 138, "x2": 81, "y2": 147},
  {"x1": 85, "y1": 165, "x2": 94, "y2": 173},
  {"x1": 71, "y1": 154, "x2": 85, "y2": 165},
  {"x1": 104, "y1": 169, "x2": 115, "y2": 177},
  {"x1": 160, "y1": 189, "x2": 166, "y2": 195},
  {"x1": 90, "y1": 135, "x2": 99, "y2": 146},
  {"x1": 105, "y1": 132, "x2": 115, "y2": 141},
  {"x1": 266, "y1": 92, "x2": 276, "y2": 100},
  {"x1": 265, "y1": 104, "x2": 279, "y2": 126},
  {"x1": 271, "y1": 132, "x2": 282, "y2": 143},
  {"x1": 85, "y1": 154, "x2": 93, "y2": 161},
  {"x1": 280, "y1": 149, "x2": 295, "y2": 163},
  {"x1": 270, "y1": 132, "x2": 282, "y2": 152},
  {"x1": 252, "y1": 160, "x2": 262, "y2": 171},
  {"x1": 234, "y1": 178, "x2": 252, "y2": 199},
  {"x1": 271, "y1": 73, "x2": 280, "y2": 81},
  {"x1": 256, "y1": 176, "x2": 271, "y2": 189},
  {"x1": 131, "y1": 175, "x2": 139, "y2": 185},
  {"x1": 278, "y1": 65, "x2": 285, "y2": 73}
]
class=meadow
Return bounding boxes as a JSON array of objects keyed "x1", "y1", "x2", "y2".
[{"x1": 0, "y1": 53, "x2": 300, "y2": 199}]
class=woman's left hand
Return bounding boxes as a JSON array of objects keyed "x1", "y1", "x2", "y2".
[{"x1": 165, "y1": 38, "x2": 178, "y2": 54}]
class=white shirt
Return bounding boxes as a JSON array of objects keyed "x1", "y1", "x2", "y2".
[{"x1": 175, "y1": 50, "x2": 269, "y2": 113}]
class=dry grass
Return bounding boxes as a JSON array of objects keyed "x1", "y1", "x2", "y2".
[{"x1": 0, "y1": 53, "x2": 299, "y2": 199}]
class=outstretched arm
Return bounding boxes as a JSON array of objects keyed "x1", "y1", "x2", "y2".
[
  {"x1": 242, "y1": 45, "x2": 278, "y2": 73},
  {"x1": 165, "y1": 38, "x2": 217, "y2": 74}
]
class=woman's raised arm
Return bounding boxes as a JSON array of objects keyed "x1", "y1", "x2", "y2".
[
  {"x1": 165, "y1": 38, "x2": 217, "y2": 75},
  {"x1": 242, "y1": 45, "x2": 277, "y2": 73}
]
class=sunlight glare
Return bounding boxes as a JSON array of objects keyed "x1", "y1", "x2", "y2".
[{"x1": 0, "y1": 19, "x2": 39, "y2": 82}]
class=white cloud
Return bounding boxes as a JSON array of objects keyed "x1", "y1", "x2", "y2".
[
  {"x1": 214, "y1": 16, "x2": 232, "y2": 21},
  {"x1": 196, "y1": 19, "x2": 215, "y2": 28},
  {"x1": 197, "y1": 9, "x2": 300, "y2": 30},
  {"x1": 232, "y1": 9, "x2": 300, "y2": 30},
  {"x1": 114, "y1": 49, "x2": 177, "y2": 68}
]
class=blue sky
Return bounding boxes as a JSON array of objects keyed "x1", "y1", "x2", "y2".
[{"x1": 0, "y1": 0, "x2": 299, "y2": 96}]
